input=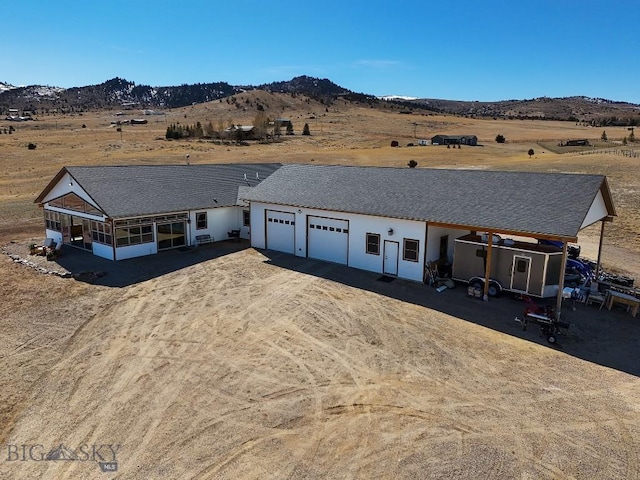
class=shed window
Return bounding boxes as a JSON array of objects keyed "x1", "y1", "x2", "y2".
[
  {"x1": 403, "y1": 239, "x2": 419, "y2": 262},
  {"x1": 243, "y1": 210, "x2": 250, "y2": 226},
  {"x1": 196, "y1": 212, "x2": 207, "y2": 230},
  {"x1": 366, "y1": 233, "x2": 380, "y2": 255}
]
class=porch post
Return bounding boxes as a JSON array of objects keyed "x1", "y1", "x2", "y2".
[
  {"x1": 483, "y1": 232, "x2": 494, "y2": 301},
  {"x1": 595, "y1": 220, "x2": 606, "y2": 279},
  {"x1": 556, "y1": 242, "x2": 568, "y2": 320}
]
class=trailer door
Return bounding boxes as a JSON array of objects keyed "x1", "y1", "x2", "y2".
[{"x1": 511, "y1": 256, "x2": 531, "y2": 293}]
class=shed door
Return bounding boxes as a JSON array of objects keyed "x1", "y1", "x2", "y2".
[
  {"x1": 383, "y1": 241, "x2": 399, "y2": 276},
  {"x1": 308, "y1": 216, "x2": 349, "y2": 264},
  {"x1": 266, "y1": 210, "x2": 295, "y2": 254},
  {"x1": 511, "y1": 256, "x2": 531, "y2": 292}
]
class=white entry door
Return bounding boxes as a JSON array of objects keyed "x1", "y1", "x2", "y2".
[
  {"x1": 383, "y1": 241, "x2": 399, "y2": 276},
  {"x1": 266, "y1": 210, "x2": 295, "y2": 254}
]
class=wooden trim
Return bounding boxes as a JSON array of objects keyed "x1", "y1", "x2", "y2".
[
  {"x1": 427, "y1": 221, "x2": 578, "y2": 243},
  {"x1": 556, "y1": 242, "x2": 569, "y2": 321},
  {"x1": 483, "y1": 231, "x2": 494, "y2": 301}
]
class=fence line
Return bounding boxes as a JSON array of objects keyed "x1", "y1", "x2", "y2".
[{"x1": 579, "y1": 149, "x2": 639, "y2": 158}]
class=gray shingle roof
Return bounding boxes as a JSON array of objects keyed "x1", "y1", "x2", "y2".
[
  {"x1": 242, "y1": 164, "x2": 614, "y2": 239},
  {"x1": 57, "y1": 163, "x2": 281, "y2": 218}
]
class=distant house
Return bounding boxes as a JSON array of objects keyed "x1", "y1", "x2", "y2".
[
  {"x1": 225, "y1": 124, "x2": 255, "y2": 139},
  {"x1": 431, "y1": 134, "x2": 478, "y2": 146},
  {"x1": 563, "y1": 139, "x2": 590, "y2": 147},
  {"x1": 34, "y1": 164, "x2": 281, "y2": 260}
]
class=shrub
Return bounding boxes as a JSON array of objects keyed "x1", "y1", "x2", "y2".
[
  {"x1": 495, "y1": 134, "x2": 506, "y2": 143},
  {"x1": 28, "y1": 143, "x2": 37, "y2": 150},
  {"x1": 408, "y1": 160, "x2": 418, "y2": 168}
]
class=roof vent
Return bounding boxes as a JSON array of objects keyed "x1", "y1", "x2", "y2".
[
  {"x1": 256, "y1": 172, "x2": 260, "y2": 179},
  {"x1": 243, "y1": 173, "x2": 247, "y2": 180}
]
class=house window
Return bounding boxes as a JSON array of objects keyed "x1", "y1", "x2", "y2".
[
  {"x1": 403, "y1": 239, "x2": 419, "y2": 262},
  {"x1": 44, "y1": 210, "x2": 61, "y2": 231},
  {"x1": 366, "y1": 233, "x2": 380, "y2": 255},
  {"x1": 243, "y1": 210, "x2": 250, "y2": 226},
  {"x1": 91, "y1": 221, "x2": 113, "y2": 245},
  {"x1": 196, "y1": 212, "x2": 207, "y2": 230},
  {"x1": 115, "y1": 224, "x2": 153, "y2": 247}
]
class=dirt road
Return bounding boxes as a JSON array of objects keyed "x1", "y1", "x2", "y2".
[{"x1": 2, "y1": 247, "x2": 639, "y2": 479}]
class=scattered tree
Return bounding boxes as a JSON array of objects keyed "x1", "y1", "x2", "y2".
[
  {"x1": 601, "y1": 130, "x2": 608, "y2": 141},
  {"x1": 408, "y1": 160, "x2": 418, "y2": 168},
  {"x1": 528, "y1": 148, "x2": 535, "y2": 158},
  {"x1": 253, "y1": 112, "x2": 269, "y2": 140},
  {"x1": 495, "y1": 134, "x2": 506, "y2": 143},
  {"x1": 302, "y1": 123, "x2": 311, "y2": 136},
  {"x1": 622, "y1": 137, "x2": 628, "y2": 145},
  {"x1": 286, "y1": 122, "x2": 294, "y2": 135}
]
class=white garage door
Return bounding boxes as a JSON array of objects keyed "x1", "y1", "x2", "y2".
[
  {"x1": 266, "y1": 210, "x2": 295, "y2": 254},
  {"x1": 308, "y1": 216, "x2": 349, "y2": 264}
]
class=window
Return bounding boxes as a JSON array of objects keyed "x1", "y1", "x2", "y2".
[
  {"x1": 196, "y1": 212, "x2": 207, "y2": 230},
  {"x1": 49, "y1": 193, "x2": 102, "y2": 215},
  {"x1": 44, "y1": 210, "x2": 61, "y2": 231},
  {"x1": 366, "y1": 233, "x2": 380, "y2": 255},
  {"x1": 91, "y1": 221, "x2": 113, "y2": 245},
  {"x1": 403, "y1": 239, "x2": 419, "y2": 262},
  {"x1": 115, "y1": 224, "x2": 153, "y2": 247},
  {"x1": 243, "y1": 210, "x2": 250, "y2": 226}
]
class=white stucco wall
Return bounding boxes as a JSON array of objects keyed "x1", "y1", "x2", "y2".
[
  {"x1": 92, "y1": 242, "x2": 114, "y2": 260},
  {"x1": 190, "y1": 207, "x2": 242, "y2": 245},
  {"x1": 580, "y1": 190, "x2": 608, "y2": 229},
  {"x1": 425, "y1": 226, "x2": 468, "y2": 264},
  {"x1": 249, "y1": 202, "x2": 427, "y2": 282},
  {"x1": 44, "y1": 229, "x2": 63, "y2": 246},
  {"x1": 115, "y1": 241, "x2": 158, "y2": 260}
]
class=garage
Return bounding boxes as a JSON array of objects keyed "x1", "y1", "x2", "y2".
[
  {"x1": 266, "y1": 210, "x2": 295, "y2": 254},
  {"x1": 308, "y1": 216, "x2": 349, "y2": 264}
]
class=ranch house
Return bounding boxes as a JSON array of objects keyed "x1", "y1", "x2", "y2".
[
  {"x1": 431, "y1": 134, "x2": 478, "y2": 146},
  {"x1": 34, "y1": 163, "x2": 281, "y2": 260}
]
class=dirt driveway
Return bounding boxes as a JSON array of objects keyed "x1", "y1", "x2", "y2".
[{"x1": 1, "y1": 244, "x2": 639, "y2": 479}]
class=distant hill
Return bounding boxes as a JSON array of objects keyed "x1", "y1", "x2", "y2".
[
  {"x1": 1, "y1": 76, "x2": 638, "y2": 125},
  {"x1": 400, "y1": 96, "x2": 640, "y2": 125}
]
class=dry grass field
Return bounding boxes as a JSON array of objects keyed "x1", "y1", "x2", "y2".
[{"x1": 1, "y1": 95, "x2": 639, "y2": 479}]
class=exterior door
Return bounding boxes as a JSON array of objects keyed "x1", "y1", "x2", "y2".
[
  {"x1": 511, "y1": 255, "x2": 531, "y2": 292},
  {"x1": 157, "y1": 221, "x2": 186, "y2": 250},
  {"x1": 383, "y1": 240, "x2": 399, "y2": 276}
]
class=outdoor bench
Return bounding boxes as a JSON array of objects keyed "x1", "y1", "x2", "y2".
[{"x1": 195, "y1": 234, "x2": 214, "y2": 245}]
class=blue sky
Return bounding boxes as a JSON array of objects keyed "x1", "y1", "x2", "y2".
[{"x1": 3, "y1": 1, "x2": 639, "y2": 103}]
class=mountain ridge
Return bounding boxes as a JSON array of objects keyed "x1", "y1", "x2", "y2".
[{"x1": 1, "y1": 76, "x2": 638, "y2": 124}]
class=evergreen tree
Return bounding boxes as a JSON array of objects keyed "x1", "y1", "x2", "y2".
[
  {"x1": 286, "y1": 122, "x2": 294, "y2": 135},
  {"x1": 302, "y1": 123, "x2": 311, "y2": 136}
]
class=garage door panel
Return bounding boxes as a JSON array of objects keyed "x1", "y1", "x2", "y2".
[
  {"x1": 308, "y1": 216, "x2": 348, "y2": 264},
  {"x1": 266, "y1": 210, "x2": 295, "y2": 254}
]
